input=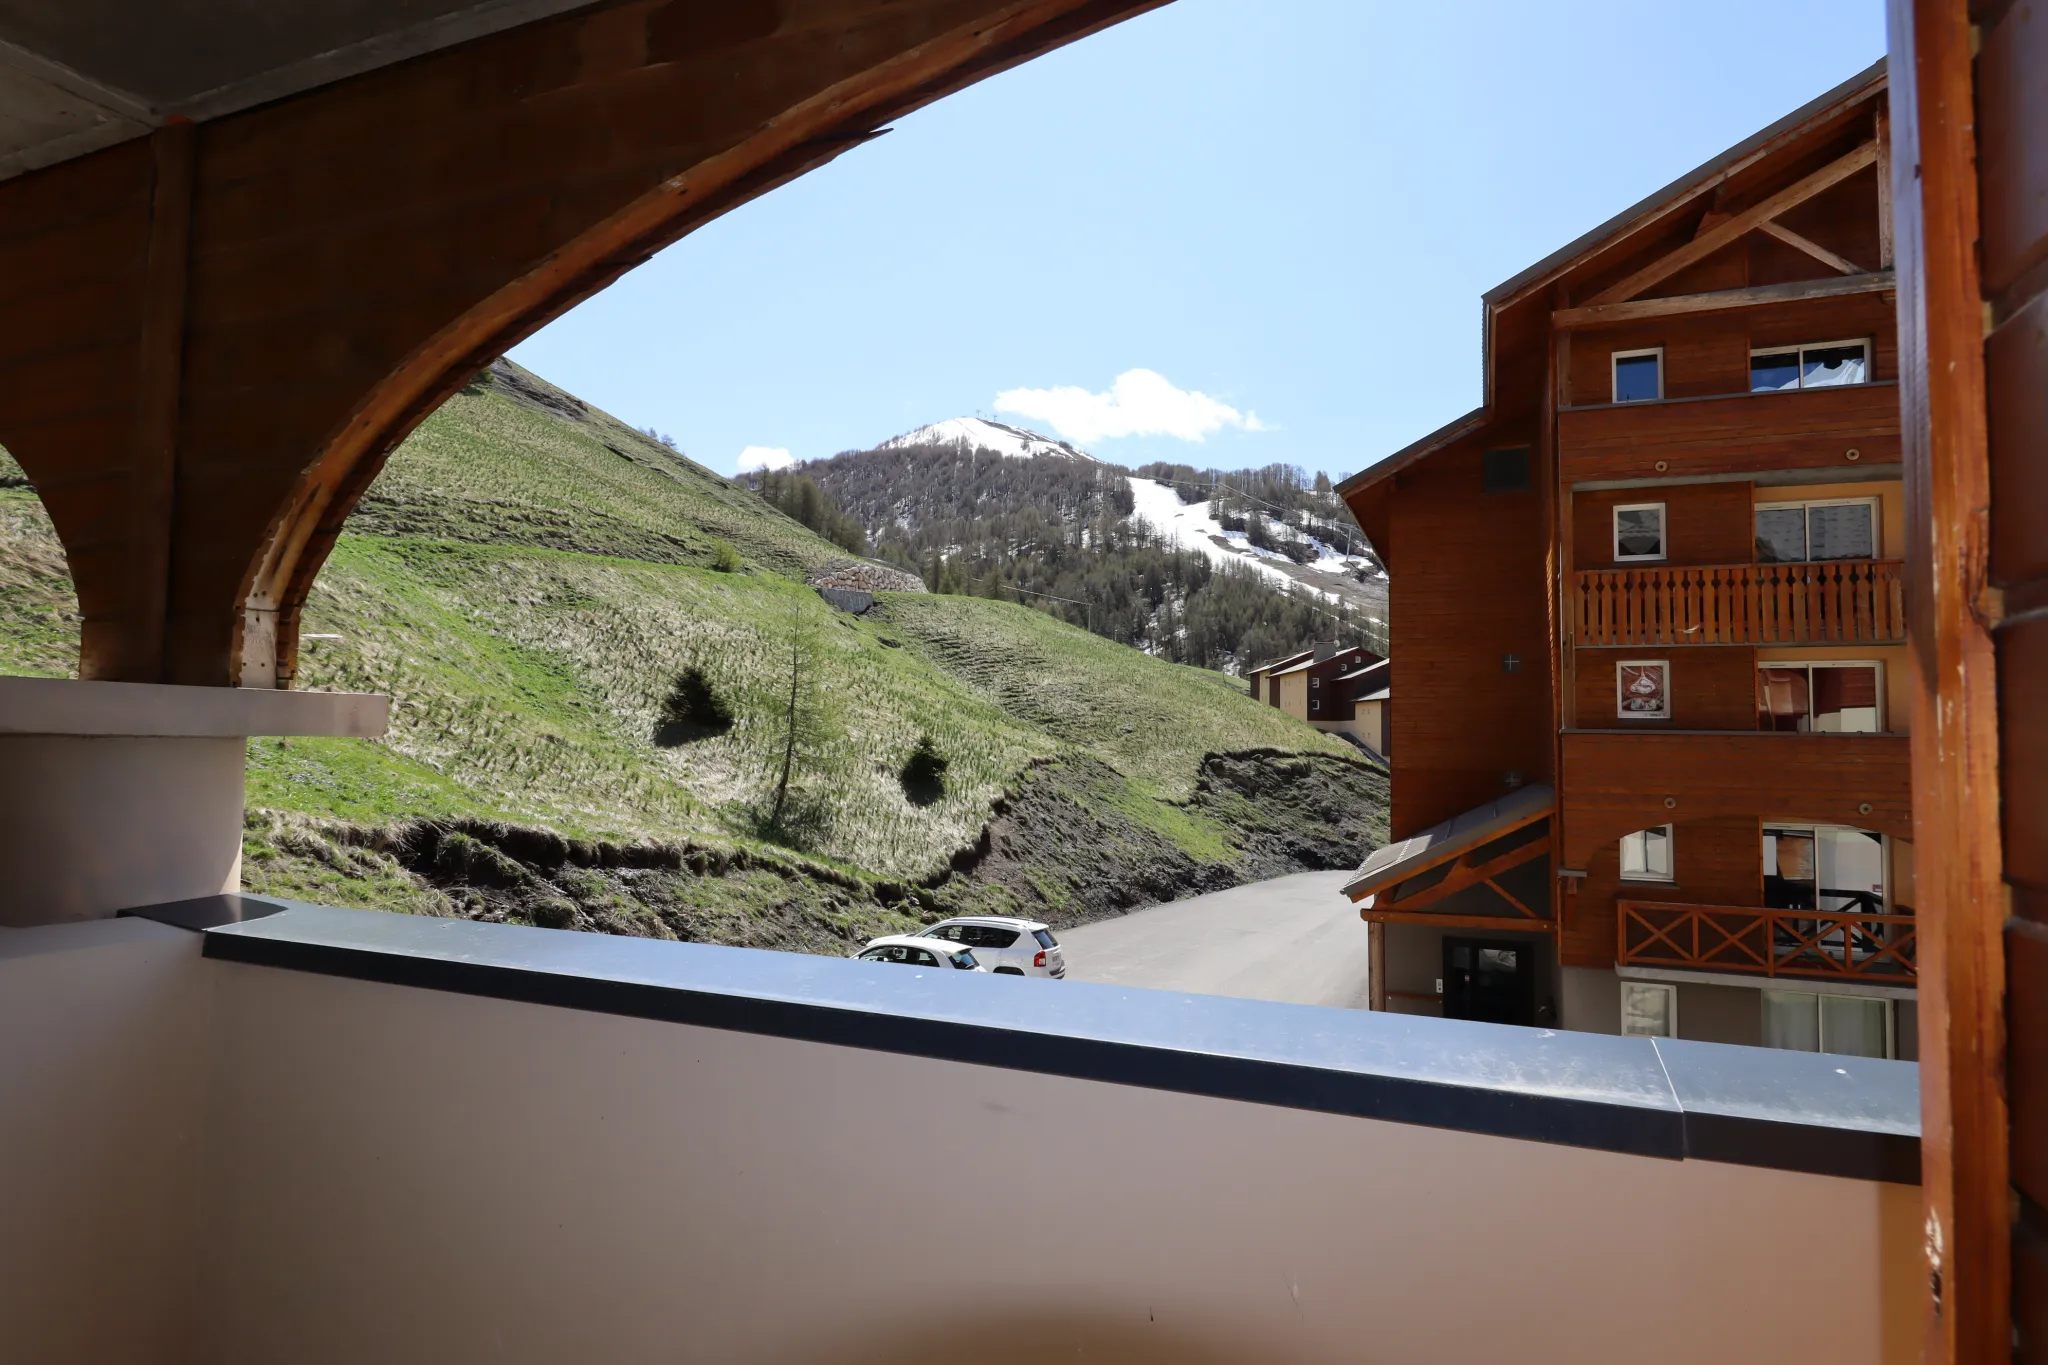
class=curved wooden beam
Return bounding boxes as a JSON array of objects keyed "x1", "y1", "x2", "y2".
[{"x1": 0, "y1": 0, "x2": 1169, "y2": 686}]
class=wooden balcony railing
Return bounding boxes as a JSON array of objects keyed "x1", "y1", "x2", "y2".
[
  {"x1": 1618, "y1": 900, "x2": 1918, "y2": 984},
  {"x1": 1572, "y1": 559, "x2": 1905, "y2": 647}
]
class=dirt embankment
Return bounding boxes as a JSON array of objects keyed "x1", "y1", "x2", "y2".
[
  {"x1": 954, "y1": 750, "x2": 1388, "y2": 929},
  {"x1": 243, "y1": 750, "x2": 1388, "y2": 950}
]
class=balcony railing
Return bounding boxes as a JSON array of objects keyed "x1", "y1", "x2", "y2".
[
  {"x1": 1619, "y1": 899, "x2": 1918, "y2": 984},
  {"x1": 1572, "y1": 559, "x2": 1906, "y2": 647}
]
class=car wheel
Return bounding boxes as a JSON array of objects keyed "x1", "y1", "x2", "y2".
[{"x1": 993, "y1": 967, "x2": 1025, "y2": 976}]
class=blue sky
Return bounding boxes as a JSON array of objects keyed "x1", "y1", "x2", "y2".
[{"x1": 510, "y1": 1, "x2": 1886, "y2": 481}]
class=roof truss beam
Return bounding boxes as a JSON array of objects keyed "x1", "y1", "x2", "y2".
[
  {"x1": 1344, "y1": 806, "x2": 1551, "y2": 903},
  {"x1": 1584, "y1": 140, "x2": 1878, "y2": 308},
  {"x1": 1359, "y1": 909, "x2": 1558, "y2": 932},
  {"x1": 1372, "y1": 836, "x2": 1550, "y2": 917},
  {"x1": 1552, "y1": 270, "x2": 1895, "y2": 330},
  {"x1": 1757, "y1": 219, "x2": 1864, "y2": 275}
]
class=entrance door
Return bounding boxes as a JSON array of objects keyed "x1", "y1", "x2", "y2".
[{"x1": 1442, "y1": 938, "x2": 1536, "y2": 1027}]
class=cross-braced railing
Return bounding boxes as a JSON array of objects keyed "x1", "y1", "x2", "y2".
[
  {"x1": 1617, "y1": 900, "x2": 1917, "y2": 983},
  {"x1": 1573, "y1": 560, "x2": 1906, "y2": 647}
]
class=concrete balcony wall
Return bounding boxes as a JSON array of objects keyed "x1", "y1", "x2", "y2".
[{"x1": 2, "y1": 906, "x2": 1923, "y2": 1365}]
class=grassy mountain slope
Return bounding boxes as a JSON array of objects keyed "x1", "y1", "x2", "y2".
[{"x1": 0, "y1": 364, "x2": 1384, "y2": 950}]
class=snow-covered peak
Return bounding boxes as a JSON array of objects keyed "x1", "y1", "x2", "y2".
[{"x1": 879, "y1": 417, "x2": 1098, "y2": 463}]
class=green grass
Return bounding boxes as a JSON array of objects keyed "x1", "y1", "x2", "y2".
[
  {"x1": 347, "y1": 367, "x2": 844, "y2": 577},
  {"x1": 0, "y1": 371, "x2": 1358, "y2": 900}
]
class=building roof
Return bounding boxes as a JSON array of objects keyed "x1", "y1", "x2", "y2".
[
  {"x1": 1342, "y1": 782, "x2": 1555, "y2": 903},
  {"x1": 1334, "y1": 659, "x2": 1389, "y2": 686},
  {"x1": 1336, "y1": 407, "x2": 1488, "y2": 499},
  {"x1": 1356, "y1": 687, "x2": 1390, "y2": 703},
  {"x1": 1251, "y1": 650, "x2": 1315, "y2": 676},
  {"x1": 1483, "y1": 58, "x2": 1886, "y2": 310},
  {"x1": 1271, "y1": 646, "x2": 1368, "y2": 679},
  {"x1": 1338, "y1": 58, "x2": 1888, "y2": 504}
]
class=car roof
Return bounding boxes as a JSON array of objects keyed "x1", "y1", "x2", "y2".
[
  {"x1": 863, "y1": 934, "x2": 970, "y2": 952},
  {"x1": 925, "y1": 916, "x2": 1048, "y2": 932}
]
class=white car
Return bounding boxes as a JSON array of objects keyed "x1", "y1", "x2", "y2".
[
  {"x1": 916, "y1": 916, "x2": 1065, "y2": 979},
  {"x1": 854, "y1": 935, "x2": 985, "y2": 972}
]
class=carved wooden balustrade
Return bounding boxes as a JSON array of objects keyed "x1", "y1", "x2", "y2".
[
  {"x1": 1618, "y1": 900, "x2": 1918, "y2": 983},
  {"x1": 1572, "y1": 559, "x2": 1906, "y2": 647}
]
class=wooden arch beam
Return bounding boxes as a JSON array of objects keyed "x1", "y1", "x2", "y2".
[{"x1": 0, "y1": 0, "x2": 1168, "y2": 686}]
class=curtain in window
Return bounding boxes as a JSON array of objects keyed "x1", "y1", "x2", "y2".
[
  {"x1": 1764, "y1": 990, "x2": 1822, "y2": 1051},
  {"x1": 1757, "y1": 668, "x2": 1810, "y2": 730},
  {"x1": 1819, "y1": 995, "x2": 1889, "y2": 1058},
  {"x1": 1807, "y1": 503, "x2": 1875, "y2": 559}
]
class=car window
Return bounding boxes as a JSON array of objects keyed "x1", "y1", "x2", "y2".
[
  {"x1": 858, "y1": 948, "x2": 888, "y2": 961},
  {"x1": 927, "y1": 924, "x2": 965, "y2": 943},
  {"x1": 907, "y1": 948, "x2": 939, "y2": 966},
  {"x1": 978, "y1": 928, "x2": 1020, "y2": 949},
  {"x1": 949, "y1": 951, "x2": 978, "y2": 970},
  {"x1": 1033, "y1": 930, "x2": 1058, "y2": 949}
]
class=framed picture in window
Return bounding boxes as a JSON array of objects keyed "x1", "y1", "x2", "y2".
[
  {"x1": 1613, "y1": 503, "x2": 1666, "y2": 562},
  {"x1": 1617, "y1": 660, "x2": 1670, "y2": 720}
]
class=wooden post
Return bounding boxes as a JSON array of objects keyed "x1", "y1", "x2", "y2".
[
  {"x1": 1886, "y1": 2, "x2": 2010, "y2": 1361},
  {"x1": 1875, "y1": 101, "x2": 1894, "y2": 271},
  {"x1": 119, "y1": 119, "x2": 195, "y2": 684},
  {"x1": 1367, "y1": 921, "x2": 1386, "y2": 1011}
]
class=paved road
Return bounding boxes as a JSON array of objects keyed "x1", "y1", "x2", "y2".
[{"x1": 1056, "y1": 869, "x2": 1372, "y2": 1010}]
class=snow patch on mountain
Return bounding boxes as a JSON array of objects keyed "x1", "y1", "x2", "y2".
[
  {"x1": 1123, "y1": 477, "x2": 1319, "y2": 596},
  {"x1": 880, "y1": 417, "x2": 1098, "y2": 463}
]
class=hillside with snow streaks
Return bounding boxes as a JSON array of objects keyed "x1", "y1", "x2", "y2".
[
  {"x1": 1125, "y1": 477, "x2": 1320, "y2": 595},
  {"x1": 1125, "y1": 476, "x2": 1383, "y2": 613},
  {"x1": 879, "y1": 417, "x2": 1097, "y2": 463}
]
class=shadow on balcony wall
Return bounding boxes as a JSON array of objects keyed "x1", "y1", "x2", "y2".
[{"x1": 772, "y1": 1315, "x2": 1277, "y2": 1365}]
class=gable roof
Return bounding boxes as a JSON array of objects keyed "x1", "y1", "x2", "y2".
[
  {"x1": 1271, "y1": 646, "x2": 1369, "y2": 679},
  {"x1": 1335, "y1": 659, "x2": 1389, "y2": 686},
  {"x1": 1251, "y1": 649, "x2": 1315, "y2": 676},
  {"x1": 1483, "y1": 58, "x2": 1887, "y2": 311},
  {"x1": 1343, "y1": 782, "x2": 1554, "y2": 903},
  {"x1": 1338, "y1": 58, "x2": 1888, "y2": 504}
]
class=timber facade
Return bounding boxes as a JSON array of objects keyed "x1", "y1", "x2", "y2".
[{"x1": 1340, "y1": 64, "x2": 1918, "y2": 1058}]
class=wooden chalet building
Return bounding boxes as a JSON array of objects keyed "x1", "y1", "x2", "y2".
[{"x1": 1339, "y1": 63, "x2": 1918, "y2": 1056}]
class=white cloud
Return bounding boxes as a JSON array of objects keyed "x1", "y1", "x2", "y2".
[
  {"x1": 737, "y1": 445, "x2": 797, "y2": 473},
  {"x1": 994, "y1": 368, "x2": 1264, "y2": 446}
]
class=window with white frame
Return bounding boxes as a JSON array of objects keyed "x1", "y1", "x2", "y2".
[
  {"x1": 1750, "y1": 338, "x2": 1871, "y2": 392},
  {"x1": 1616, "y1": 660, "x2": 1671, "y2": 720},
  {"x1": 1754, "y1": 496, "x2": 1879, "y2": 562},
  {"x1": 1612, "y1": 502, "x2": 1666, "y2": 561},
  {"x1": 1619, "y1": 825, "x2": 1674, "y2": 881},
  {"x1": 1756, "y1": 660, "x2": 1883, "y2": 733},
  {"x1": 1620, "y1": 982, "x2": 1677, "y2": 1038},
  {"x1": 1611, "y1": 347, "x2": 1663, "y2": 403},
  {"x1": 1762, "y1": 989, "x2": 1894, "y2": 1059}
]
